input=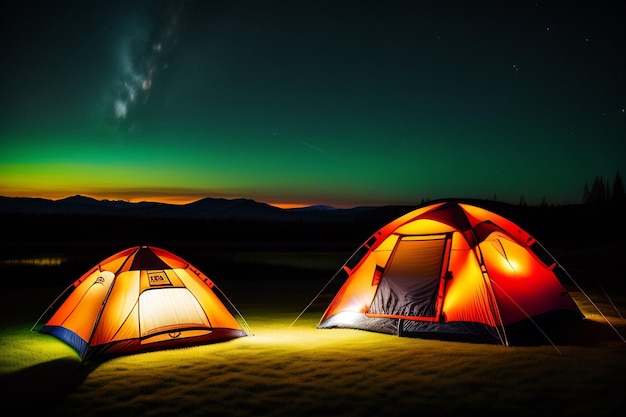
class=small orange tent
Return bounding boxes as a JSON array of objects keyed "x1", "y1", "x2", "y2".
[
  {"x1": 35, "y1": 246, "x2": 249, "y2": 361},
  {"x1": 317, "y1": 201, "x2": 584, "y2": 345}
]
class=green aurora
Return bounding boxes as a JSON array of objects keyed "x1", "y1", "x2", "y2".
[{"x1": 1, "y1": 1, "x2": 624, "y2": 207}]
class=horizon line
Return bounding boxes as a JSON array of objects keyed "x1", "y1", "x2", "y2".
[{"x1": 0, "y1": 192, "x2": 363, "y2": 210}]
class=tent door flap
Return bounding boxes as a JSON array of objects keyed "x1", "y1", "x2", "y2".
[{"x1": 366, "y1": 234, "x2": 451, "y2": 322}]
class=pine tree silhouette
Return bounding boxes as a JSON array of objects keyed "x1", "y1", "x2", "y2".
[
  {"x1": 611, "y1": 170, "x2": 624, "y2": 204},
  {"x1": 584, "y1": 170, "x2": 625, "y2": 205}
]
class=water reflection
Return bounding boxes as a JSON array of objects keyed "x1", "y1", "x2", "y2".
[{"x1": 1, "y1": 257, "x2": 66, "y2": 266}]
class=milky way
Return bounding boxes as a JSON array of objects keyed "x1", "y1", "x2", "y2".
[
  {"x1": 108, "y1": 1, "x2": 186, "y2": 132},
  {"x1": 1, "y1": 1, "x2": 623, "y2": 207}
]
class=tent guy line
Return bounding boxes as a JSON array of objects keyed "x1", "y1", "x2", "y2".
[
  {"x1": 32, "y1": 246, "x2": 251, "y2": 362},
  {"x1": 294, "y1": 201, "x2": 626, "y2": 348}
]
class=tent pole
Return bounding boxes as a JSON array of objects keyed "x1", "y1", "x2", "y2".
[{"x1": 472, "y1": 237, "x2": 509, "y2": 347}]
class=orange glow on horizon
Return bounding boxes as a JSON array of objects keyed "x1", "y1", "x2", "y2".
[
  {"x1": 267, "y1": 202, "x2": 312, "y2": 209},
  {"x1": 0, "y1": 190, "x2": 205, "y2": 205},
  {"x1": 0, "y1": 190, "x2": 328, "y2": 209}
]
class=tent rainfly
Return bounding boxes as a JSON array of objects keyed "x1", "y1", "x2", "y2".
[
  {"x1": 315, "y1": 201, "x2": 585, "y2": 346},
  {"x1": 34, "y1": 246, "x2": 249, "y2": 361}
]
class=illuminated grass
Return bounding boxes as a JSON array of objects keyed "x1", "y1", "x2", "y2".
[{"x1": 1, "y1": 291, "x2": 625, "y2": 417}]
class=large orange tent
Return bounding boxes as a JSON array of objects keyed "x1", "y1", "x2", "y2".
[
  {"x1": 34, "y1": 246, "x2": 249, "y2": 361},
  {"x1": 316, "y1": 201, "x2": 584, "y2": 345}
]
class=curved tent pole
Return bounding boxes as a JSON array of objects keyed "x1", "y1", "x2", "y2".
[
  {"x1": 290, "y1": 206, "x2": 433, "y2": 328},
  {"x1": 471, "y1": 232, "x2": 509, "y2": 347},
  {"x1": 84, "y1": 252, "x2": 139, "y2": 358}
]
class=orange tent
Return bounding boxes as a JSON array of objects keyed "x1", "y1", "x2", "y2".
[
  {"x1": 317, "y1": 201, "x2": 584, "y2": 345},
  {"x1": 36, "y1": 246, "x2": 249, "y2": 361}
]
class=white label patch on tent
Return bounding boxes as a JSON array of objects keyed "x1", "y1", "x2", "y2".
[{"x1": 148, "y1": 270, "x2": 172, "y2": 286}]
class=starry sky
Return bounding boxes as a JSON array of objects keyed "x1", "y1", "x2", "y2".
[{"x1": 1, "y1": 0, "x2": 624, "y2": 208}]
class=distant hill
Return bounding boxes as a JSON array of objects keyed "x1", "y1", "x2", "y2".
[
  {"x1": 1, "y1": 195, "x2": 624, "y2": 264},
  {"x1": 0, "y1": 195, "x2": 414, "y2": 223},
  {"x1": 0, "y1": 195, "x2": 417, "y2": 249},
  {"x1": 1, "y1": 195, "x2": 623, "y2": 244}
]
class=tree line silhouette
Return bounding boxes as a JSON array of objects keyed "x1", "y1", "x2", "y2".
[
  {"x1": 517, "y1": 169, "x2": 624, "y2": 207},
  {"x1": 582, "y1": 170, "x2": 624, "y2": 206}
]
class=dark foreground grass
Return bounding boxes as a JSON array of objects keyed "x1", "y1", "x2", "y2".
[{"x1": 1, "y1": 245, "x2": 626, "y2": 417}]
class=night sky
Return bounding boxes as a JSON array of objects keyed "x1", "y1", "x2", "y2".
[{"x1": 1, "y1": 0, "x2": 624, "y2": 208}]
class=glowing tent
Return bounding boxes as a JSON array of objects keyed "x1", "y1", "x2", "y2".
[
  {"x1": 35, "y1": 246, "x2": 249, "y2": 361},
  {"x1": 317, "y1": 201, "x2": 584, "y2": 345}
]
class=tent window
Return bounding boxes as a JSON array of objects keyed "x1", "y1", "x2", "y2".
[
  {"x1": 367, "y1": 235, "x2": 448, "y2": 320},
  {"x1": 345, "y1": 246, "x2": 370, "y2": 270},
  {"x1": 529, "y1": 241, "x2": 556, "y2": 267}
]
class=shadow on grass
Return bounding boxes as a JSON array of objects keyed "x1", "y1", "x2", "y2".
[
  {"x1": 552, "y1": 317, "x2": 626, "y2": 346},
  {"x1": 0, "y1": 358, "x2": 98, "y2": 415},
  {"x1": 505, "y1": 316, "x2": 626, "y2": 348}
]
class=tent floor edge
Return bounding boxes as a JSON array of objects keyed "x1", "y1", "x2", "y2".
[{"x1": 83, "y1": 328, "x2": 248, "y2": 362}]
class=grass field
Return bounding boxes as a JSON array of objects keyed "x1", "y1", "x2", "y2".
[{"x1": 1, "y1": 245, "x2": 626, "y2": 417}]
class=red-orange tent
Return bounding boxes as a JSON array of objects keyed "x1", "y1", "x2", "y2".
[
  {"x1": 35, "y1": 246, "x2": 249, "y2": 361},
  {"x1": 317, "y1": 201, "x2": 584, "y2": 345}
]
